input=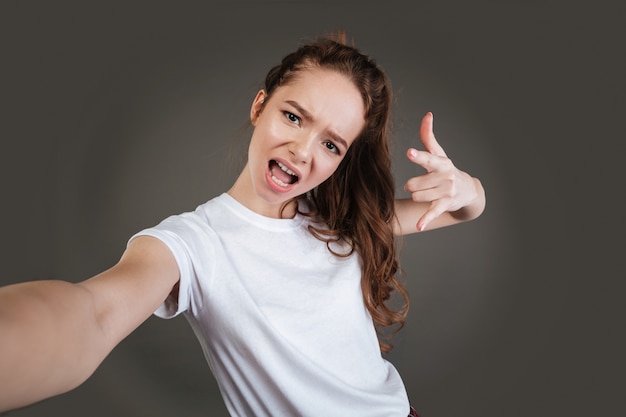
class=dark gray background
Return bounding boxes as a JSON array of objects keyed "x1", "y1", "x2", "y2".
[{"x1": 1, "y1": 0, "x2": 623, "y2": 416}]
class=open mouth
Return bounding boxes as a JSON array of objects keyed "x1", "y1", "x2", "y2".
[{"x1": 269, "y1": 160, "x2": 299, "y2": 187}]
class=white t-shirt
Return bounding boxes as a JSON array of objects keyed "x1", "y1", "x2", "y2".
[{"x1": 132, "y1": 193, "x2": 409, "y2": 416}]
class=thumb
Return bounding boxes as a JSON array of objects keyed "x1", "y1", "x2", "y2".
[{"x1": 420, "y1": 112, "x2": 447, "y2": 157}]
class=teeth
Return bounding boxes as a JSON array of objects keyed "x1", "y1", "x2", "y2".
[
  {"x1": 271, "y1": 175, "x2": 290, "y2": 187},
  {"x1": 276, "y1": 161, "x2": 297, "y2": 177}
]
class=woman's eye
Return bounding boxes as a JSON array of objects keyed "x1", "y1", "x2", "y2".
[
  {"x1": 284, "y1": 111, "x2": 300, "y2": 125},
  {"x1": 324, "y1": 141, "x2": 339, "y2": 154}
]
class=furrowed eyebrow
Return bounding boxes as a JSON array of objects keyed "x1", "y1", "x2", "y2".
[
  {"x1": 285, "y1": 100, "x2": 348, "y2": 149},
  {"x1": 285, "y1": 100, "x2": 312, "y2": 121},
  {"x1": 326, "y1": 130, "x2": 348, "y2": 150}
]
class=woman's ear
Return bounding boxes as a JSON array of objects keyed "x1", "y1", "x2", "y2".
[{"x1": 250, "y1": 90, "x2": 267, "y2": 125}]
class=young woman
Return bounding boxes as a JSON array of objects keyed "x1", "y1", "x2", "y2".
[{"x1": 0, "y1": 33, "x2": 485, "y2": 416}]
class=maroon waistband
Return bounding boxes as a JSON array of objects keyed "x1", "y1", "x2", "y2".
[{"x1": 409, "y1": 406, "x2": 420, "y2": 417}]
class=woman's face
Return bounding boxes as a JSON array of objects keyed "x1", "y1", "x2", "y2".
[{"x1": 232, "y1": 67, "x2": 366, "y2": 218}]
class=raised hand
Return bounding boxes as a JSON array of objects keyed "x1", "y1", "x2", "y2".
[{"x1": 402, "y1": 112, "x2": 482, "y2": 232}]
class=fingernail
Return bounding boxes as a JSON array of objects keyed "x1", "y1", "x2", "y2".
[{"x1": 409, "y1": 149, "x2": 418, "y2": 158}]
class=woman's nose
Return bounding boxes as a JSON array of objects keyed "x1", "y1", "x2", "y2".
[{"x1": 288, "y1": 135, "x2": 314, "y2": 164}]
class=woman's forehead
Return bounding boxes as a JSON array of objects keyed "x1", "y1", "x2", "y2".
[
  {"x1": 275, "y1": 68, "x2": 363, "y2": 111},
  {"x1": 273, "y1": 68, "x2": 366, "y2": 140}
]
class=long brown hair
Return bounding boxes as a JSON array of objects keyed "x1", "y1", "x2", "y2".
[{"x1": 263, "y1": 32, "x2": 408, "y2": 353}]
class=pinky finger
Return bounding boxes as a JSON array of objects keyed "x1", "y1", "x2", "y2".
[{"x1": 416, "y1": 201, "x2": 447, "y2": 231}]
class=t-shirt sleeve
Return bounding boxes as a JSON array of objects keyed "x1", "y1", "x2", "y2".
[{"x1": 128, "y1": 211, "x2": 214, "y2": 319}]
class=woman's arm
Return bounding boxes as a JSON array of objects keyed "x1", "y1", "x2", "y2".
[
  {"x1": 0, "y1": 235, "x2": 179, "y2": 412},
  {"x1": 394, "y1": 112, "x2": 486, "y2": 235}
]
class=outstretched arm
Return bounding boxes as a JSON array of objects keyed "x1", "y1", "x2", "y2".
[
  {"x1": 394, "y1": 112, "x2": 486, "y2": 235},
  {"x1": 0, "y1": 236, "x2": 179, "y2": 412}
]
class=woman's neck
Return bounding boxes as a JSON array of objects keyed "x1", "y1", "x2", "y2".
[{"x1": 227, "y1": 168, "x2": 298, "y2": 219}]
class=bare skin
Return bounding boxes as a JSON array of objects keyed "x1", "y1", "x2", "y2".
[
  {"x1": 228, "y1": 68, "x2": 365, "y2": 219},
  {"x1": 395, "y1": 112, "x2": 485, "y2": 234},
  {"x1": 0, "y1": 68, "x2": 484, "y2": 412},
  {"x1": 0, "y1": 236, "x2": 179, "y2": 411}
]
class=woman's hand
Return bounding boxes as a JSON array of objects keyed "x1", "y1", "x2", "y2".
[{"x1": 398, "y1": 112, "x2": 485, "y2": 233}]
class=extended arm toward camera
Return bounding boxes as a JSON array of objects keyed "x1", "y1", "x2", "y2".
[{"x1": 0, "y1": 236, "x2": 179, "y2": 412}]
